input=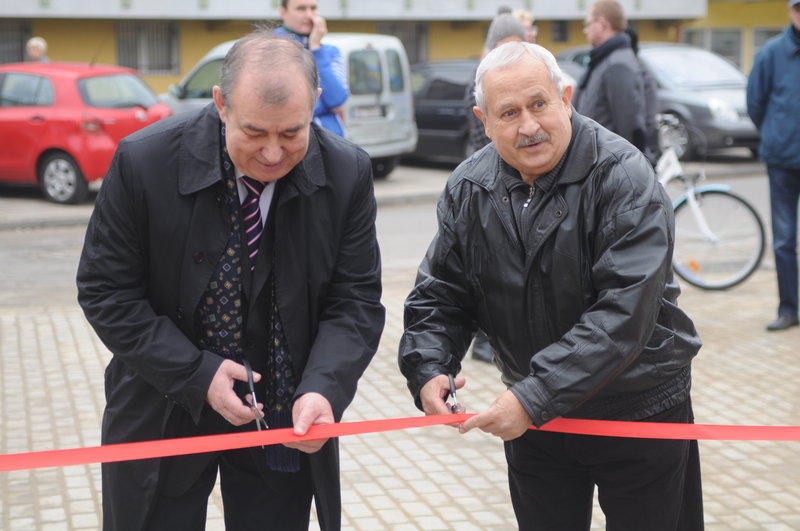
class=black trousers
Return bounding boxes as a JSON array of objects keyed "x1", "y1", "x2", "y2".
[
  {"x1": 505, "y1": 400, "x2": 704, "y2": 531},
  {"x1": 144, "y1": 446, "x2": 313, "y2": 531}
]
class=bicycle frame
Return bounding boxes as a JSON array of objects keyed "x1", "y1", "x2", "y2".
[{"x1": 657, "y1": 147, "x2": 731, "y2": 244}]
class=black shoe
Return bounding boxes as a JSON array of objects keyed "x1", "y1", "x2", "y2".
[
  {"x1": 471, "y1": 348, "x2": 493, "y2": 362},
  {"x1": 766, "y1": 315, "x2": 799, "y2": 331}
]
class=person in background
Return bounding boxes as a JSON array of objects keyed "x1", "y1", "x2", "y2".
[
  {"x1": 463, "y1": 12, "x2": 527, "y2": 363},
  {"x1": 276, "y1": 0, "x2": 349, "y2": 136},
  {"x1": 26, "y1": 37, "x2": 50, "y2": 62},
  {"x1": 573, "y1": 0, "x2": 651, "y2": 157},
  {"x1": 466, "y1": 13, "x2": 528, "y2": 156},
  {"x1": 625, "y1": 26, "x2": 660, "y2": 163},
  {"x1": 746, "y1": 0, "x2": 800, "y2": 331},
  {"x1": 513, "y1": 9, "x2": 538, "y2": 43},
  {"x1": 77, "y1": 31, "x2": 384, "y2": 530},
  {"x1": 400, "y1": 41, "x2": 704, "y2": 530}
]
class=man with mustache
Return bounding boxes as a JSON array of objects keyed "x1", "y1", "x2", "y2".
[{"x1": 399, "y1": 41, "x2": 704, "y2": 530}]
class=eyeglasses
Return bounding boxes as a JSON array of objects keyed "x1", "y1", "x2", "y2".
[{"x1": 243, "y1": 359, "x2": 269, "y2": 446}]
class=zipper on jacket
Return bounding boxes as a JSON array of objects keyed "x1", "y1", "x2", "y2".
[{"x1": 523, "y1": 185, "x2": 536, "y2": 208}]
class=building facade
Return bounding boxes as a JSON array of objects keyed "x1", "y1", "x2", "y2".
[{"x1": 0, "y1": 0, "x2": 790, "y2": 93}]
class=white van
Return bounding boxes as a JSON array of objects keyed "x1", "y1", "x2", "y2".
[{"x1": 160, "y1": 33, "x2": 417, "y2": 178}]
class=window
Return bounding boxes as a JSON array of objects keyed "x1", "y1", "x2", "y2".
[
  {"x1": 552, "y1": 21, "x2": 569, "y2": 43},
  {"x1": 117, "y1": 21, "x2": 179, "y2": 75},
  {"x1": 425, "y1": 78, "x2": 466, "y2": 101},
  {"x1": 0, "y1": 73, "x2": 53, "y2": 107},
  {"x1": 681, "y1": 28, "x2": 743, "y2": 67},
  {"x1": 377, "y1": 21, "x2": 426, "y2": 64},
  {"x1": 182, "y1": 58, "x2": 223, "y2": 99},
  {"x1": 349, "y1": 49, "x2": 382, "y2": 95},
  {"x1": 753, "y1": 28, "x2": 783, "y2": 58},
  {"x1": 77, "y1": 74, "x2": 158, "y2": 108},
  {"x1": 387, "y1": 50, "x2": 405, "y2": 93},
  {"x1": 0, "y1": 20, "x2": 31, "y2": 63}
]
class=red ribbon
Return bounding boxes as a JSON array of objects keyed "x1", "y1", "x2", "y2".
[{"x1": 1, "y1": 414, "x2": 798, "y2": 473}]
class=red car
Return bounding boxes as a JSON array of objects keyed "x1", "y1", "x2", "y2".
[{"x1": 0, "y1": 62, "x2": 172, "y2": 203}]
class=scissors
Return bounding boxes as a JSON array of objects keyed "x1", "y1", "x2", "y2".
[
  {"x1": 447, "y1": 373, "x2": 464, "y2": 414},
  {"x1": 243, "y1": 359, "x2": 269, "y2": 447}
]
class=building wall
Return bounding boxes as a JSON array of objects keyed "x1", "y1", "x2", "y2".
[
  {"x1": 684, "y1": 0, "x2": 789, "y2": 72},
  {"x1": 14, "y1": 0, "x2": 791, "y2": 94}
]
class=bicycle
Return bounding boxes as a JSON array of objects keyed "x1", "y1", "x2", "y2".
[{"x1": 655, "y1": 141, "x2": 765, "y2": 290}]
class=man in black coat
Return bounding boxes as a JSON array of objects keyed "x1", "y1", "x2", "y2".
[
  {"x1": 77, "y1": 31, "x2": 384, "y2": 530},
  {"x1": 399, "y1": 41, "x2": 703, "y2": 530}
]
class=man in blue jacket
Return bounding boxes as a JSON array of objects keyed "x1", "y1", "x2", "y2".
[
  {"x1": 277, "y1": 0, "x2": 349, "y2": 136},
  {"x1": 746, "y1": 0, "x2": 800, "y2": 331}
]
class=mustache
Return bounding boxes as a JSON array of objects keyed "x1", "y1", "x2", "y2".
[{"x1": 515, "y1": 132, "x2": 550, "y2": 148}]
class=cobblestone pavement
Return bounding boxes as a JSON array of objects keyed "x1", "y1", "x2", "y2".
[{"x1": 1, "y1": 163, "x2": 799, "y2": 530}]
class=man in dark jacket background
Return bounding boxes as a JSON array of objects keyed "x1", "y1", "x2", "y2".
[
  {"x1": 573, "y1": 0, "x2": 653, "y2": 158},
  {"x1": 399, "y1": 41, "x2": 703, "y2": 530},
  {"x1": 746, "y1": 0, "x2": 800, "y2": 331},
  {"x1": 77, "y1": 31, "x2": 384, "y2": 530}
]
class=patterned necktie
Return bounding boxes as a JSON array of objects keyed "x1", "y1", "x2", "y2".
[{"x1": 240, "y1": 176, "x2": 265, "y2": 270}]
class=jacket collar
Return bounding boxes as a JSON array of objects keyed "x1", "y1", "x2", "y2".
[
  {"x1": 177, "y1": 103, "x2": 223, "y2": 195},
  {"x1": 785, "y1": 24, "x2": 800, "y2": 56},
  {"x1": 466, "y1": 111, "x2": 599, "y2": 190},
  {"x1": 177, "y1": 103, "x2": 325, "y2": 197}
]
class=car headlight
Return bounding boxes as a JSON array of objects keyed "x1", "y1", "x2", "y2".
[{"x1": 708, "y1": 98, "x2": 739, "y2": 122}]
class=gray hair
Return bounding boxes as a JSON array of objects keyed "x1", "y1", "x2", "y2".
[
  {"x1": 219, "y1": 27, "x2": 319, "y2": 111},
  {"x1": 474, "y1": 41, "x2": 567, "y2": 114},
  {"x1": 26, "y1": 36, "x2": 47, "y2": 53}
]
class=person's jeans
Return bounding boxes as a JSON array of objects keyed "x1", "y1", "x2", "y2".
[{"x1": 767, "y1": 165, "x2": 800, "y2": 318}]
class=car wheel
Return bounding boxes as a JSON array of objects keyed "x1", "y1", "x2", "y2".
[
  {"x1": 39, "y1": 152, "x2": 89, "y2": 204},
  {"x1": 658, "y1": 114, "x2": 694, "y2": 161},
  {"x1": 371, "y1": 156, "x2": 399, "y2": 179}
]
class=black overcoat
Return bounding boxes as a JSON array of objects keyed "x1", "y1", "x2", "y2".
[{"x1": 77, "y1": 104, "x2": 385, "y2": 530}]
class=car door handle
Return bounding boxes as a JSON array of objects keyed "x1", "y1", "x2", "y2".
[{"x1": 28, "y1": 115, "x2": 45, "y2": 123}]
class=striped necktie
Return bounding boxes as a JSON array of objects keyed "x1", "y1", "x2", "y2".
[{"x1": 240, "y1": 176, "x2": 265, "y2": 270}]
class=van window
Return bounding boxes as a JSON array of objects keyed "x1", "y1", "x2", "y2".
[
  {"x1": 184, "y1": 58, "x2": 223, "y2": 99},
  {"x1": 349, "y1": 49, "x2": 382, "y2": 95},
  {"x1": 387, "y1": 50, "x2": 404, "y2": 93}
]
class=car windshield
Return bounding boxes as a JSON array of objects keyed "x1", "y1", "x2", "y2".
[
  {"x1": 641, "y1": 47, "x2": 746, "y2": 88},
  {"x1": 77, "y1": 73, "x2": 158, "y2": 108},
  {"x1": 411, "y1": 65, "x2": 474, "y2": 97}
]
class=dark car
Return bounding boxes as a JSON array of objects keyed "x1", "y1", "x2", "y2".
[
  {"x1": 407, "y1": 58, "x2": 576, "y2": 165},
  {"x1": 407, "y1": 59, "x2": 479, "y2": 164},
  {"x1": 557, "y1": 42, "x2": 759, "y2": 160},
  {"x1": 0, "y1": 62, "x2": 172, "y2": 203}
]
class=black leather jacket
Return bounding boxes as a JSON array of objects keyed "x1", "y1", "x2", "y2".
[{"x1": 399, "y1": 113, "x2": 701, "y2": 427}]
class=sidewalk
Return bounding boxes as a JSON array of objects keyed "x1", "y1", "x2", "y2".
[
  {"x1": 0, "y1": 154, "x2": 767, "y2": 230},
  {"x1": 1, "y1": 160, "x2": 798, "y2": 530},
  {"x1": 0, "y1": 162, "x2": 453, "y2": 231}
]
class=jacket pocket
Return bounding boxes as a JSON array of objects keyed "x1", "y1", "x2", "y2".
[{"x1": 638, "y1": 326, "x2": 682, "y2": 378}]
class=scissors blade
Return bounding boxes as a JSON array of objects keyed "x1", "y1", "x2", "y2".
[{"x1": 243, "y1": 359, "x2": 269, "y2": 437}]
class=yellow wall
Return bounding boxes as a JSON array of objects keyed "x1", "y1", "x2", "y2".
[
  {"x1": 166, "y1": 20, "x2": 253, "y2": 92},
  {"x1": 27, "y1": 2, "x2": 791, "y2": 94},
  {"x1": 328, "y1": 21, "x2": 379, "y2": 33},
  {"x1": 31, "y1": 19, "x2": 118, "y2": 65},
  {"x1": 428, "y1": 21, "x2": 486, "y2": 60},
  {"x1": 685, "y1": 0, "x2": 789, "y2": 71},
  {"x1": 29, "y1": 18, "x2": 254, "y2": 93}
]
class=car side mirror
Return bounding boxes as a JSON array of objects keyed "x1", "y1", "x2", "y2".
[{"x1": 169, "y1": 84, "x2": 185, "y2": 99}]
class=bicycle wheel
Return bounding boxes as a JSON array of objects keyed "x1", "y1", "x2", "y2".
[{"x1": 672, "y1": 189, "x2": 765, "y2": 290}]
